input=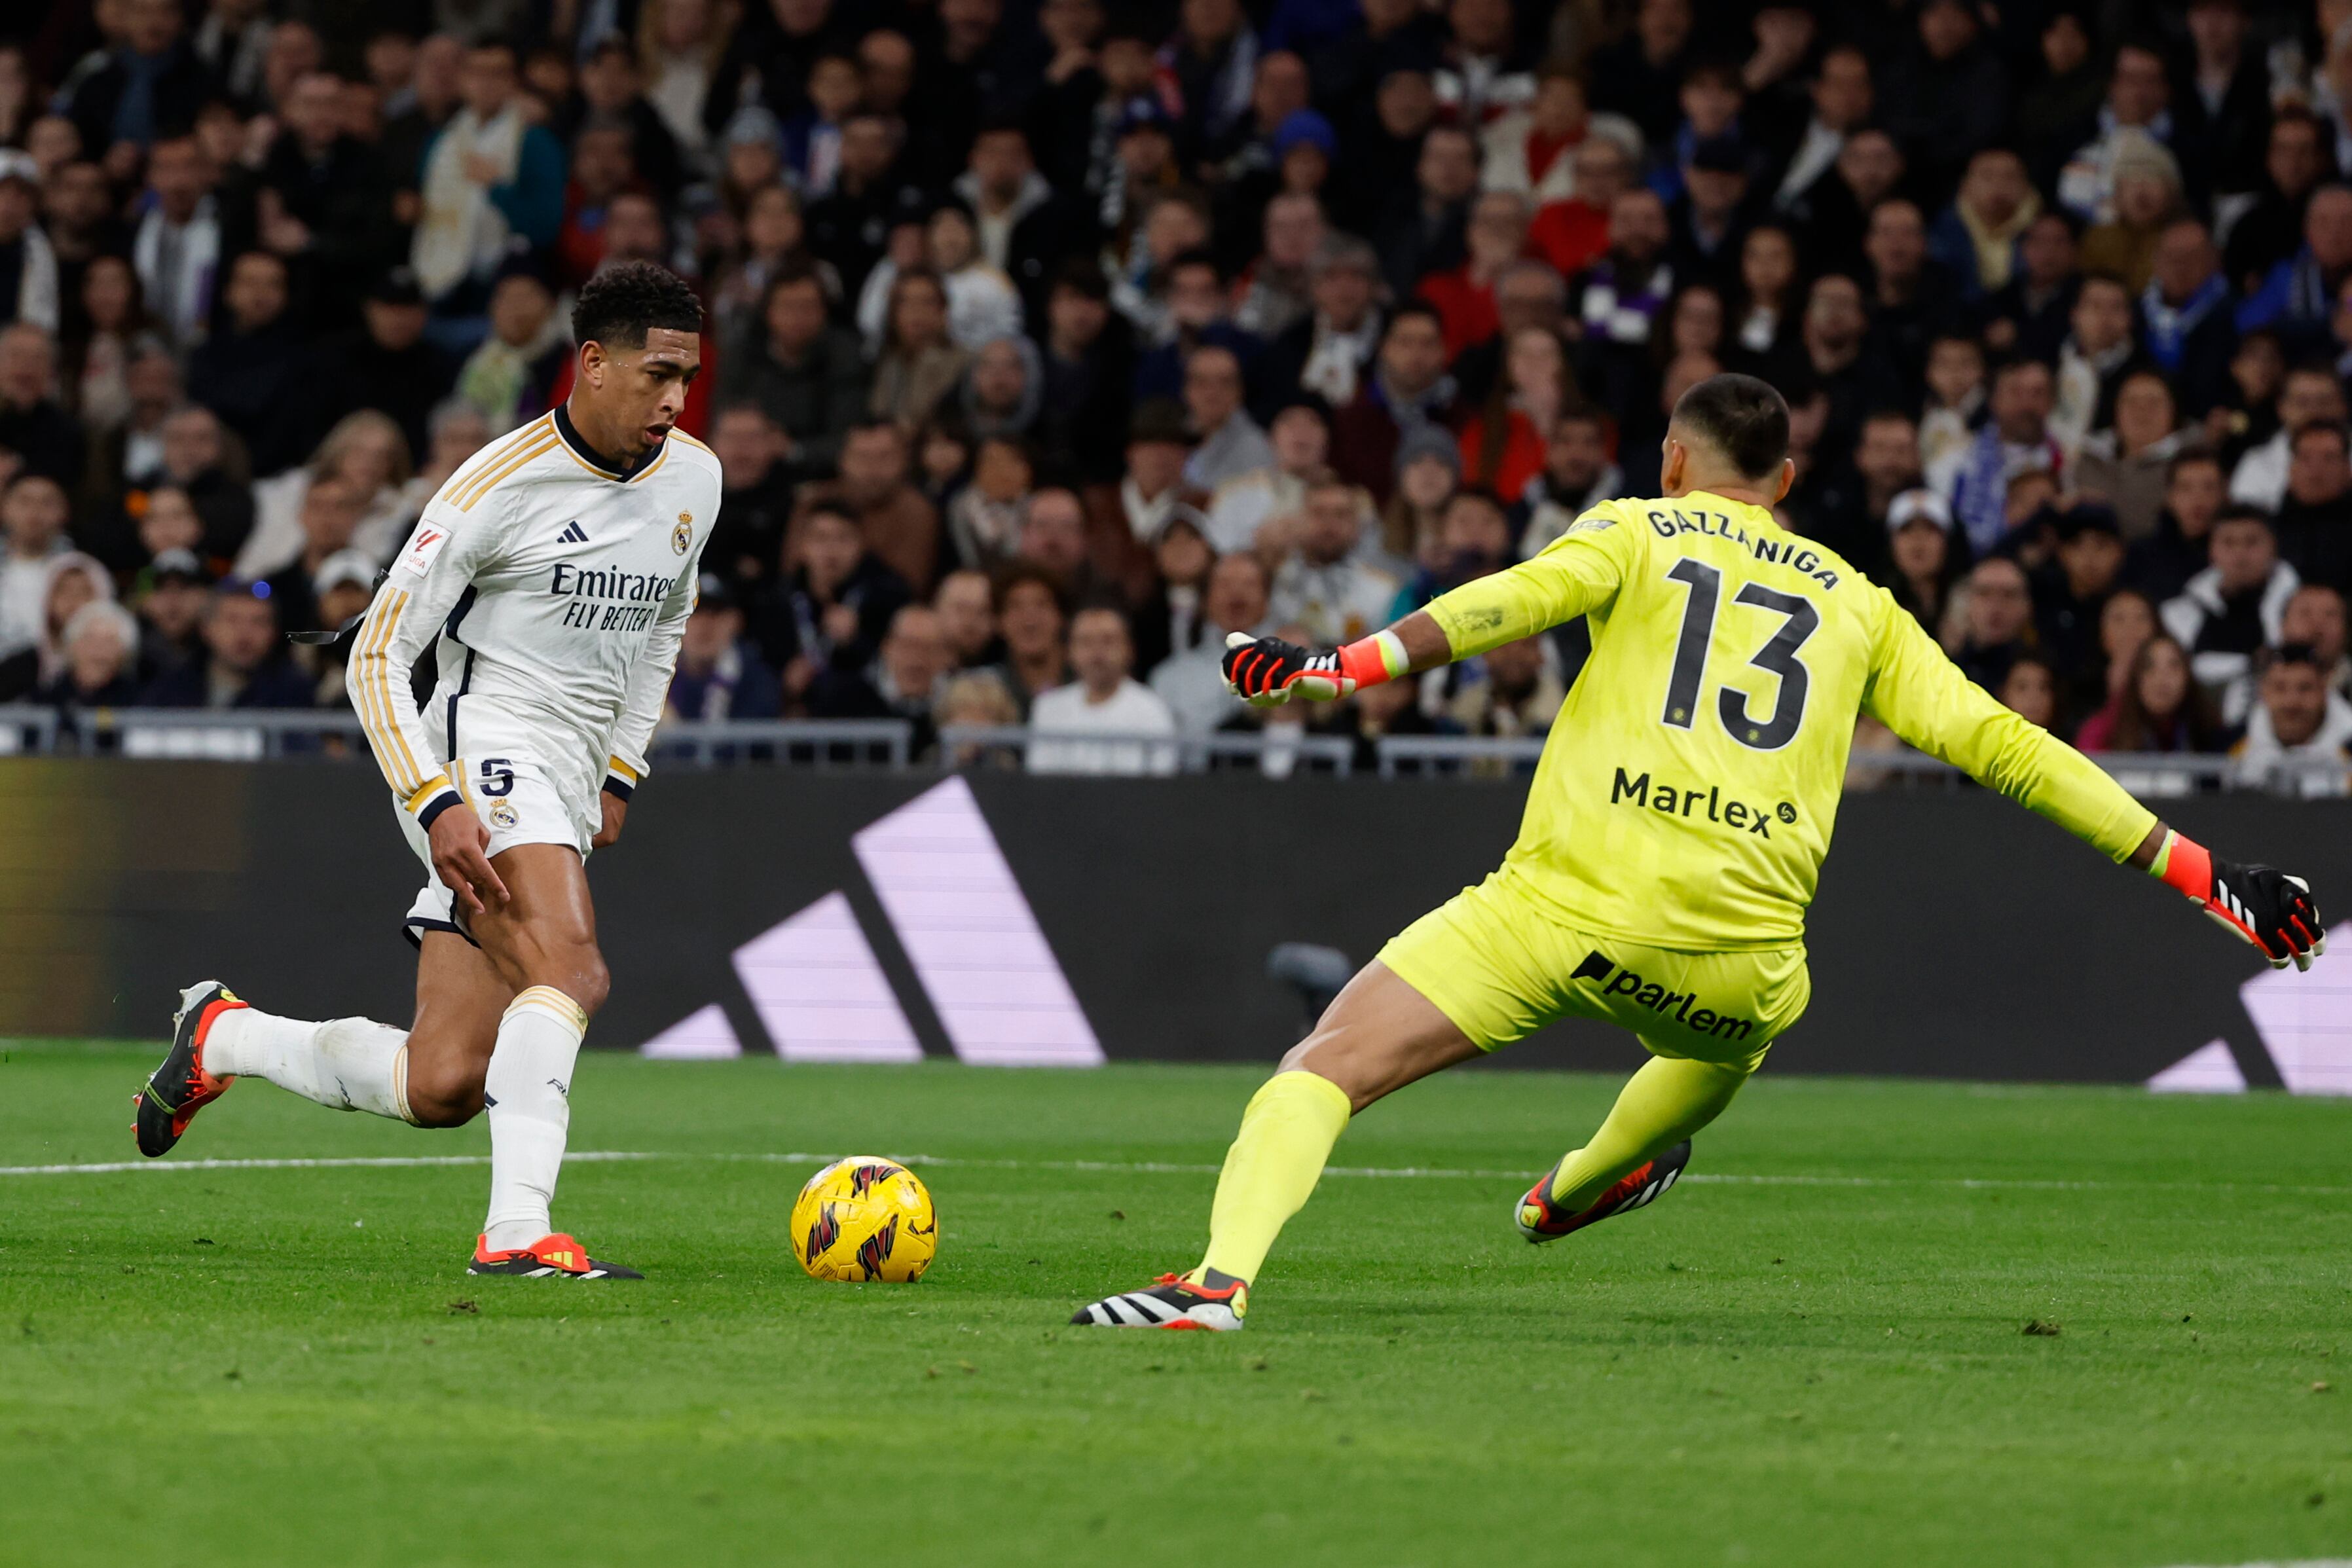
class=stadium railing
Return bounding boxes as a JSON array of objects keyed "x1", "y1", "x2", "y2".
[{"x1": 1, "y1": 705, "x2": 2345, "y2": 794}]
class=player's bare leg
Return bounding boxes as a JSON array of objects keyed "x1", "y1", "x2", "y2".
[
  {"x1": 456, "y1": 843, "x2": 638, "y2": 1279},
  {"x1": 1073, "y1": 962, "x2": 1475, "y2": 1329}
]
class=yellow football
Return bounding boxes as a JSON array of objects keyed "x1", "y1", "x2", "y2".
[{"x1": 790, "y1": 1156, "x2": 938, "y2": 1282}]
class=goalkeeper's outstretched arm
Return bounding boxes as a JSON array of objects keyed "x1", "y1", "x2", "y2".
[
  {"x1": 1222, "y1": 526, "x2": 1626, "y2": 704},
  {"x1": 1864, "y1": 590, "x2": 2326, "y2": 971}
]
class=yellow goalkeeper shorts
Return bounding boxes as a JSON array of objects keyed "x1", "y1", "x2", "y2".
[{"x1": 1376, "y1": 869, "x2": 1809, "y2": 1071}]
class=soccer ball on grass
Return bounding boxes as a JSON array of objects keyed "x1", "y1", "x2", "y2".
[{"x1": 792, "y1": 1157, "x2": 938, "y2": 1282}]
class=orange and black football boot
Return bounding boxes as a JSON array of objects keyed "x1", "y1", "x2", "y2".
[
  {"x1": 132, "y1": 981, "x2": 246, "y2": 1158},
  {"x1": 1516, "y1": 1140, "x2": 1692, "y2": 1243},
  {"x1": 468, "y1": 1233, "x2": 644, "y2": 1279}
]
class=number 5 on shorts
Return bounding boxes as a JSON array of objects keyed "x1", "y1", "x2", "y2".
[{"x1": 477, "y1": 757, "x2": 515, "y2": 797}]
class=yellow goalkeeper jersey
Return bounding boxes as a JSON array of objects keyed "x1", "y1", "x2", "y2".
[{"x1": 1421, "y1": 490, "x2": 2159, "y2": 951}]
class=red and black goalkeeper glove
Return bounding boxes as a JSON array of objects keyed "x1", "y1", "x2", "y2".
[
  {"x1": 1222, "y1": 630, "x2": 1401, "y2": 706},
  {"x1": 2156, "y1": 833, "x2": 2327, "y2": 970}
]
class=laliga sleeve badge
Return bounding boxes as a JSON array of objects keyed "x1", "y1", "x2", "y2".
[
  {"x1": 488, "y1": 799, "x2": 519, "y2": 830},
  {"x1": 673, "y1": 513, "x2": 693, "y2": 555}
]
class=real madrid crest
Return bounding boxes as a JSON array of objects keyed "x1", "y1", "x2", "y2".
[
  {"x1": 488, "y1": 798, "x2": 519, "y2": 830},
  {"x1": 672, "y1": 512, "x2": 692, "y2": 555}
]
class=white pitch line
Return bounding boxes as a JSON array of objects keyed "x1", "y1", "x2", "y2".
[{"x1": 5, "y1": 1148, "x2": 2352, "y2": 1198}]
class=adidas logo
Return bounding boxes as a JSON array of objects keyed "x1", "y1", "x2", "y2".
[
  {"x1": 2149, "y1": 942, "x2": 2352, "y2": 1095},
  {"x1": 639, "y1": 777, "x2": 1105, "y2": 1068},
  {"x1": 557, "y1": 520, "x2": 589, "y2": 545}
]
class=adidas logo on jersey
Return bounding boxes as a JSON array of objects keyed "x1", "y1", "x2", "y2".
[{"x1": 557, "y1": 520, "x2": 590, "y2": 544}]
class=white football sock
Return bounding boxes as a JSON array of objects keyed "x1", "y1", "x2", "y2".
[
  {"x1": 481, "y1": 986, "x2": 589, "y2": 1252},
  {"x1": 204, "y1": 1009, "x2": 415, "y2": 1123}
]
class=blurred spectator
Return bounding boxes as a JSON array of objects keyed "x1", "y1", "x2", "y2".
[
  {"x1": 1331, "y1": 302, "x2": 1452, "y2": 501},
  {"x1": 868, "y1": 266, "x2": 967, "y2": 431},
  {"x1": 1527, "y1": 135, "x2": 1633, "y2": 281},
  {"x1": 0, "y1": 323, "x2": 86, "y2": 487},
  {"x1": 0, "y1": 471, "x2": 71, "y2": 657},
  {"x1": 2077, "y1": 133, "x2": 2184, "y2": 294},
  {"x1": 2162, "y1": 505, "x2": 2298, "y2": 718},
  {"x1": 1181, "y1": 343, "x2": 1271, "y2": 490},
  {"x1": 1035, "y1": 261, "x2": 1134, "y2": 484},
  {"x1": 410, "y1": 42, "x2": 564, "y2": 337},
  {"x1": 1380, "y1": 424, "x2": 1460, "y2": 571},
  {"x1": 668, "y1": 574, "x2": 785, "y2": 720},
  {"x1": 301, "y1": 550, "x2": 377, "y2": 709},
  {"x1": 717, "y1": 263, "x2": 868, "y2": 471},
  {"x1": 932, "y1": 568, "x2": 1002, "y2": 671},
  {"x1": 1027, "y1": 604, "x2": 1178, "y2": 775},
  {"x1": 64, "y1": 0, "x2": 215, "y2": 168},
  {"x1": 455, "y1": 265, "x2": 568, "y2": 435},
  {"x1": 1950, "y1": 358, "x2": 2063, "y2": 557},
  {"x1": 2072, "y1": 371, "x2": 2186, "y2": 542},
  {"x1": 1447, "y1": 632, "x2": 1561, "y2": 738},
  {"x1": 2280, "y1": 583, "x2": 2351, "y2": 701},
  {"x1": 1256, "y1": 233, "x2": 1383, "y2": 414},
  {"x1": 1207, "y1": 396, "x2": 1328, "y2": 556},
  {"x1": 2270, "y1": 421, "x2": 2352, "y2": 594},
  {"x1": 2237, "y1": 184, "x2": 2352, "y2": 354},
  {"x1": 1374, "y1": 121, "x2": 1477, "y2": 301},
  {"x1": 946, "y1": 436, "x2": 1034, "y2": 571},
  {"x1": 136, "y1": 579, "x2": 316, "y2": 708},
  {"x1": 2128, "y1": 449, "x2": 2224, "y2": 604},
  {"x1": 985, "y1": 564, "x2": 1071, "y2": 716},
  {"x1": 960, "y1": 335, "x2": 1042, "y2": 442},
  {"x1": 1884, "y1": 488, "x2": 1962, "y2": 635},
  {"x1": 237, "y1": 412, "x2": 413, "y2": 582},
  {"x1": 1800, "y1": 408, "x2": 1917, "y2": 575},
  {"x1": 1997, "y1": 650, "x2": 2061, "y2": 731},
  {"x1": 323, "y1": 268, "x2": 450, "y2": 460},
  {"x1": 1232, "y1": 192, "x2": 1325, "y2": 342},
  {"x1": 253, "y1": 473, "x2": 363, "y2": 636},
  {"x1": 1482, "y1": 66, "x2": 1632, "y2": 209},
  {"x1": 1458, "y1": 325, "x2": 1570, "y2": 503},
  {"x1": 1951, "y1": 555, "x2": 2032, "y2": 691},
  {"x1": 2033, "y1": 504, "x2": 2126, "y2": 685},
  {"x1": 0, "y1": 150, "x2": 58, "y2": 333},
  {"x1": 2077, "y1": 634, "x2": 2222, "y2": 756},
  {"x1": 1151, "y1": 547, "x2": 1272, "y2": 733},
  {"x1": 35, "y1": 597, "x2": 141, "y2": 710},
  {"x1": 814, "y1": 602, "x2": 955, "y2": 742},
  {"x1": 754, "y1": 500, "x2": 909, "y2": 712},
  {"x1": 791, "y1": 419, "x2": 938, "y2": 596},
  {"x1": 1515, "y1": 409, "x2": 1624, "y2": 557},
  {"x1": 187, "y1": 251, "x2": 318, "y2": 478},
  {"x1": 2229, "y1": 364, "x2": 2343, "y2": 511},
  {"x1": 2226, "y1": 108, "x2": 2328, "y2": 297},
  {"x1": 705, "y1": 404, "x2": 798, "y2": 589},
  {"x1": 1397, "y1": 486, "x2": 1510, "y2": 616},
  {"x1": 1420, "y1": 189, "x2": 1528, "y2": 360},
  {"x1": 1930, "y1": 147, "x2": 2037, "y2": 301},
  {"x1": 2232, "y1": 644, "x2": 2352, "y2": 793},
  {"x1": 129, "y1": 137, "x2": 220, "y2": 353},
  {"x1": 1130, "y1": 509, "x2": 1214, "y2": 676},
  {"x1": 0, "y1": 551, "x2": 113, "y2": 700},
  {"x1": 1270, "y1": 472, "x2": 1400, "y2": 643},
  {"x1": 2051, "y1": 275, "x2": 2144, "y2": 458},
  {"x1": 2086, "y1": 587, "x2": 2159, "y2": 712}
]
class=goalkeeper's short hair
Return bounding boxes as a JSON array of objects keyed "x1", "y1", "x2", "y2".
[{"x1": 1671, "y1": 373, "x2": 1790, "y2": 481}]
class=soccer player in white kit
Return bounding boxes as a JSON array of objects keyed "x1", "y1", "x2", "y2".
[{"x1": 132, "y1": 263, "x2": 722, "y2": 1279}]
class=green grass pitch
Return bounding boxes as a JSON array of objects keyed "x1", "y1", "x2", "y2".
[{"x1": 2, "y1": 1043, "x2": 2348, "y2": 1568}]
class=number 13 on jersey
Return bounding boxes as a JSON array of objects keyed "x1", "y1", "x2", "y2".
[{"x1": 1659, "y1": 558, "x2": 1820, "y2": 752}]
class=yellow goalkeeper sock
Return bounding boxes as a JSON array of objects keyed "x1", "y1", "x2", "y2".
[
  {"x1": 1197, "y1": 1070, "x2": 1353, "y2": 1285},
  {"x1": 1547, "y1": 1055, "x2": 1751, "y2": 1211}
]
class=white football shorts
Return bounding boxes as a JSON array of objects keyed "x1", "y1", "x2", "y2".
[{"x1": 397, "y1": 752, "x2": 598, "y2": 947}]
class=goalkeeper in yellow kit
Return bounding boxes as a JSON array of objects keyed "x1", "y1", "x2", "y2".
[{"x1": 1073, "y1": 373, "x2": 2328, "y2": 1332}]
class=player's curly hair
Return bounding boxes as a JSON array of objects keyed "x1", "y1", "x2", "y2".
[{"x1": 572, "y1": 261, "x2": 703, "y2": 349}]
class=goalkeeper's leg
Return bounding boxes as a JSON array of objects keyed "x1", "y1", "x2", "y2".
[
  {"x1": 1549, "y1": 1055, "x2": 1749, "y2": 1209},
  {"x1": 1071, "y1": 961, "x2": 1476, "y2": 1328}
]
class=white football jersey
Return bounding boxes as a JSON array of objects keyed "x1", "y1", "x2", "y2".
[{"x1": 350, "y1": 407, "x2": 724, "y2": 837}]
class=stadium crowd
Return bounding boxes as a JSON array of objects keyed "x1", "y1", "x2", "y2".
[{"x1": 1, "y1": 0, "x2": 2351, "y2": 785}]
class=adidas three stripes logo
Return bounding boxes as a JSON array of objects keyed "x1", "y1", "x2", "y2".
[{"x1": 557, "y1": 520, "x2": 589, "y2": 544}]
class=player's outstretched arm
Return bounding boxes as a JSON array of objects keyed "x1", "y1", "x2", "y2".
[
  {"x1": 1224, "y1": 511, "x2": 1636, "y2": 705},
  {"x1": 1864, "y1": 593, "x2": 2326, "y2": 970}
]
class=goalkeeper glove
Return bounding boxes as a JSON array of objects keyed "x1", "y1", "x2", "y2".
[
  {"x1": 2152, "y1": 831, "x2": 2328, "y2": 970},
  {"x1": 1222, "y1": 630, "x2": 1408, "y2": 706}
]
